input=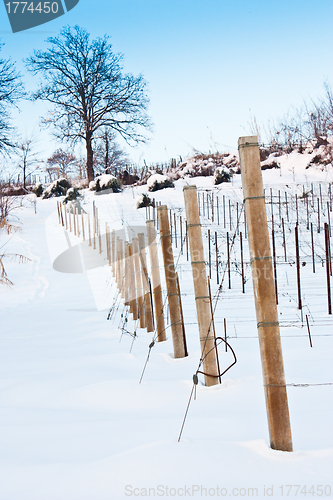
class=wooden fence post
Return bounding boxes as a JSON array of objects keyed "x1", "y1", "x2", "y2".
[
  {"x1": 157, "y1": 205, "x2": 187, "y2": 358},
  {"x1": 147, "y1": 220, "x2": 166, "y2": 341},
  {"x1": 124, "y1": 242, "x2": 130, "y2": 306},
  {"x1": 183, "y1": 186, "x2": 219, "y2": 386},
  {"x1": 111, "y1": 229, "x2": 116, "y2": 276},
  {"x1": 132, "y1": 237, "x2": 145, "y2": 328},
  {"x1": 138, "y1": 233, "x2": 154, "y2": 333},
  {"x1": 128, "y1": 242, "x2": 138, "y2": 320},
  {"x1": 238, "y1": 136, "x2": 292, "y2": 452}
]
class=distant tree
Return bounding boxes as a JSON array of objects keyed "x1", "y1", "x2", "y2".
[
  {"x1": 0, "y1": 41, "x2": 25, "y2": 153},
  {"x1": 25, "y1": 25, "x2": 151, "y2": 183},
  {"x1": 16, "y1": 134, "x2": 41, "y2": 189},
  {"x1": 93, "y1": 129, "x2": 129, "y2": 175},
  {"x1": 46, "y1": 148, "x2": 76, "y2": 180}
]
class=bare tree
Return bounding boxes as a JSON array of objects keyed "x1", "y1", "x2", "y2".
[
  {"x1": 46, "y1": 148, "x2": 76, "y2": 180},
  {"x1": 16, "y1": 134, "x2": 41, "y2": 188},
  {"x1": 93, "y1": 129, "x2": 129, "y2": 175},
  {"x1": 0, "y1": 41, "x2": 25, "y2": 153},
  {"x1": 25, "y1": 25, "x2": 151, "y2": 183}
]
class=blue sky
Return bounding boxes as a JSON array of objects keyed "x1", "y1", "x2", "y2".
[{"x1": 1, "y1": 0, "x2": 333, "y2": 166}]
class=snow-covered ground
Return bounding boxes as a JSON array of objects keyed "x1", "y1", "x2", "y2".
[{"x1": 1, "y1": 158, "x2": 332, "y2": 499}]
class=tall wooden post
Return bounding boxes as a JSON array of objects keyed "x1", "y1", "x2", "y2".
[
  {"x1": 118, "y1": 238, "x2": 124, "y2": 297},
  {"x1": 105, "y1": 223, "x2": 110, "y2": 265},
  {"x1": 146, "y1": 220, "x2": 166, "y2": 341},
  {"x1": 124, "y1": 242, "x2": 130, "y2": 306},
  {"x1": 157, "y1": 205, "x2": 187, "y2": 358},
  {"x1": 138, "y1": 233, "x2": 154, "y2": 333},
  {"x1": 87, "y1": 213, "x2": 91, "y2": 246},
  {"x1": 183, "y1": 186, "x2": 219, "y2": 386},
  {"x1": 64, "y1": 205, "x2": 68, "y2": 230},
  {"x1": 132, "y1": 237, "x2": 145, "y2": 328},
  {"x1": 128, "y1": 242, "x2": 138, "y2": 320},
  {"x1": 115, "y1": 236, "x2": 120, "y2": 291},
  {"x1": 81, "y1": 211, "x2": 85, "y2": 241},
  {"x1": 238, "y1": 136, "x2": 292, "y2": 452},
  {"x1": 98, "y1": 219, "x2": 102, "y2": 254},
  {"x1": 111, "y1": 229, "x2": 116, "y2": 276}
]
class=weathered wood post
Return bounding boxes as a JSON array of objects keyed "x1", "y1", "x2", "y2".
[
  {"x1": 124, "y1": 242, "x2": 130, "y2": 306},
  {"x1": 146, "y1": 220, "x2": 166, "y2": 341},
  {"x1": 111, "y1": 229, "x2": 116, "y2": 276},
  {"x1": 128, "y1": 242, "x2": 138, "y2": 320},
  {"x1": 64, "y1": 204, "x2": 68, "y2": 230},
  {"x1": 81, "y1": 211, "x2": 85, "y2": 241},
  {"x1": 132, "y1": 237, "x2": 145, "y2": 328},
  {"x1": 138, "y1": 233, "x2": 154, "y2": 332},
  {"x1": 117, "y1": 237, "x2": 124, "y2": 297},
  {"x1": 98, "y1": 219, "x2": 102, "y2": 254},
  {"x1": 238, "y1": 136, "x2": 293, "y2": 452},
  {"x1": 157, "y1": 205, "x2": 187, "y2": 358},
  {"x1": 183, "y1": 186, "x2": 219, "y2": 386},
  {"x1": 73, "y1": 206, "x2": 77, "y2": 235},
  {"x1": 105, "y1": 223, "x2": 110, "y2": 265},
  {"x1": 87, "y1": 213, "x2": 91, "y2": 246}
]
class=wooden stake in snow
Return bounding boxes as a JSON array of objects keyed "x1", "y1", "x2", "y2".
[
  {"x1": 146, "y1": 220, "x2": 166, "y2": 341},
  {"x1": 105, "y1": 223, "x2": 110, "y2": 265},
  {"x1": 128, "y1": 242, "x2": 138, "y2": 320},
  {"x1": 64, "y1": 205, "x2": 68, "y2": 230},
  {"x1": 124, "y1": 242, "x2": 130, "y2": 306},
  {"x1": 132, "y1": 237, "x2": 145, "y2": 328},
  {"x1": 157, "y1": 205, "x2": 187, "y2": 358},
  {"x1": 87, "y1": 213, "x2": 91, "y2": 246},
  {"x1": 138, "y1": 233, "x2": 154, "y2": 332},
  {"x1": 81, "y1": 211, "x2": 85, "y2": 241},
  {"x1": 73, "y1": 206, "x2": 77, "y2": 235},
  {"x1": 111, "y1": 229, "x2": 116, "y2": 276},
  {"x1": 118, "y1": 238, "x2": 124, "y2": 297},
  {"x1": 238, "y1": 136, "x2": 293, "y2": 452},
  {"x1": 183, "y1": 186, "x2": 219, "y2": 386},
  {"x1": 98, "y1": 219, "x2": 102, "y2": 254}
]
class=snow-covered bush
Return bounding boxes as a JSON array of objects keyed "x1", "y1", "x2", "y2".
[
  {"x1": 89, "y1": 174, "x2": 121, "y2": 193},
  {"x1": 63, "y1": 187, "x2": 82, "y2": 204},
  {"x1": 147, "y1": 174, "x2": 174, "y2": 192},
  {"x1": 41, "y1": 178, "x2": 71, "y2": 199},
  {"x1": 31, "y1": 182, "x2": 43, "y2": 197},
  {"x1": 173, "y1": 152, "x2": 239, "y2": 180},
  {"x1": 214, "y1": 166, "x2": 232, "y2": 185},
  {"x1": 135, "y1": 193, "x2": 153, "y2": 209}
]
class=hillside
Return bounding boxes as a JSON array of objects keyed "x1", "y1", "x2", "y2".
[{"x1": 0, "y1": 150, "x2": 332, "y2": 499}]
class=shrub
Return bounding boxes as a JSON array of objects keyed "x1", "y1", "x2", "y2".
[
  {"x1": 42, "y1": 178, "x2": 71, "y2": 199},
  {"x1": 147, "y1": 174, "x2": 174, "y2": 192},
  {"x1": 136, "y1": 193, "x2": 153, "y2": 209},
  {"x1": 214, "y1": 167, "x2": 232, "y2": 185},
  {"x1": 89, "y1": 174, "x2": 121, "y2": 193},
  {"x1": 63, "y1": 187, "x2": 82, "y2": 204},
  {"x1": 261, "y1": 160, "x2": 280, "y2": 171},
  {"x1": 31, "y1": 182, "x2": 43, "y2": 197}
]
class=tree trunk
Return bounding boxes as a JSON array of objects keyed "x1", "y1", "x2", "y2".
[{"x1": 86, "y1": 134, "x2": 94, "y2": 183}]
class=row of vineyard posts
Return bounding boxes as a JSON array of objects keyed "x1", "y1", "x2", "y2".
[{"x1": 56, "y1": 136, "x2": 332, "y2": 453}]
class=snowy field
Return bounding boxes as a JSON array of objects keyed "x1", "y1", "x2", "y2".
[{"x1": 1, "y1": 154, "x2": 333, "y2": 499}]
